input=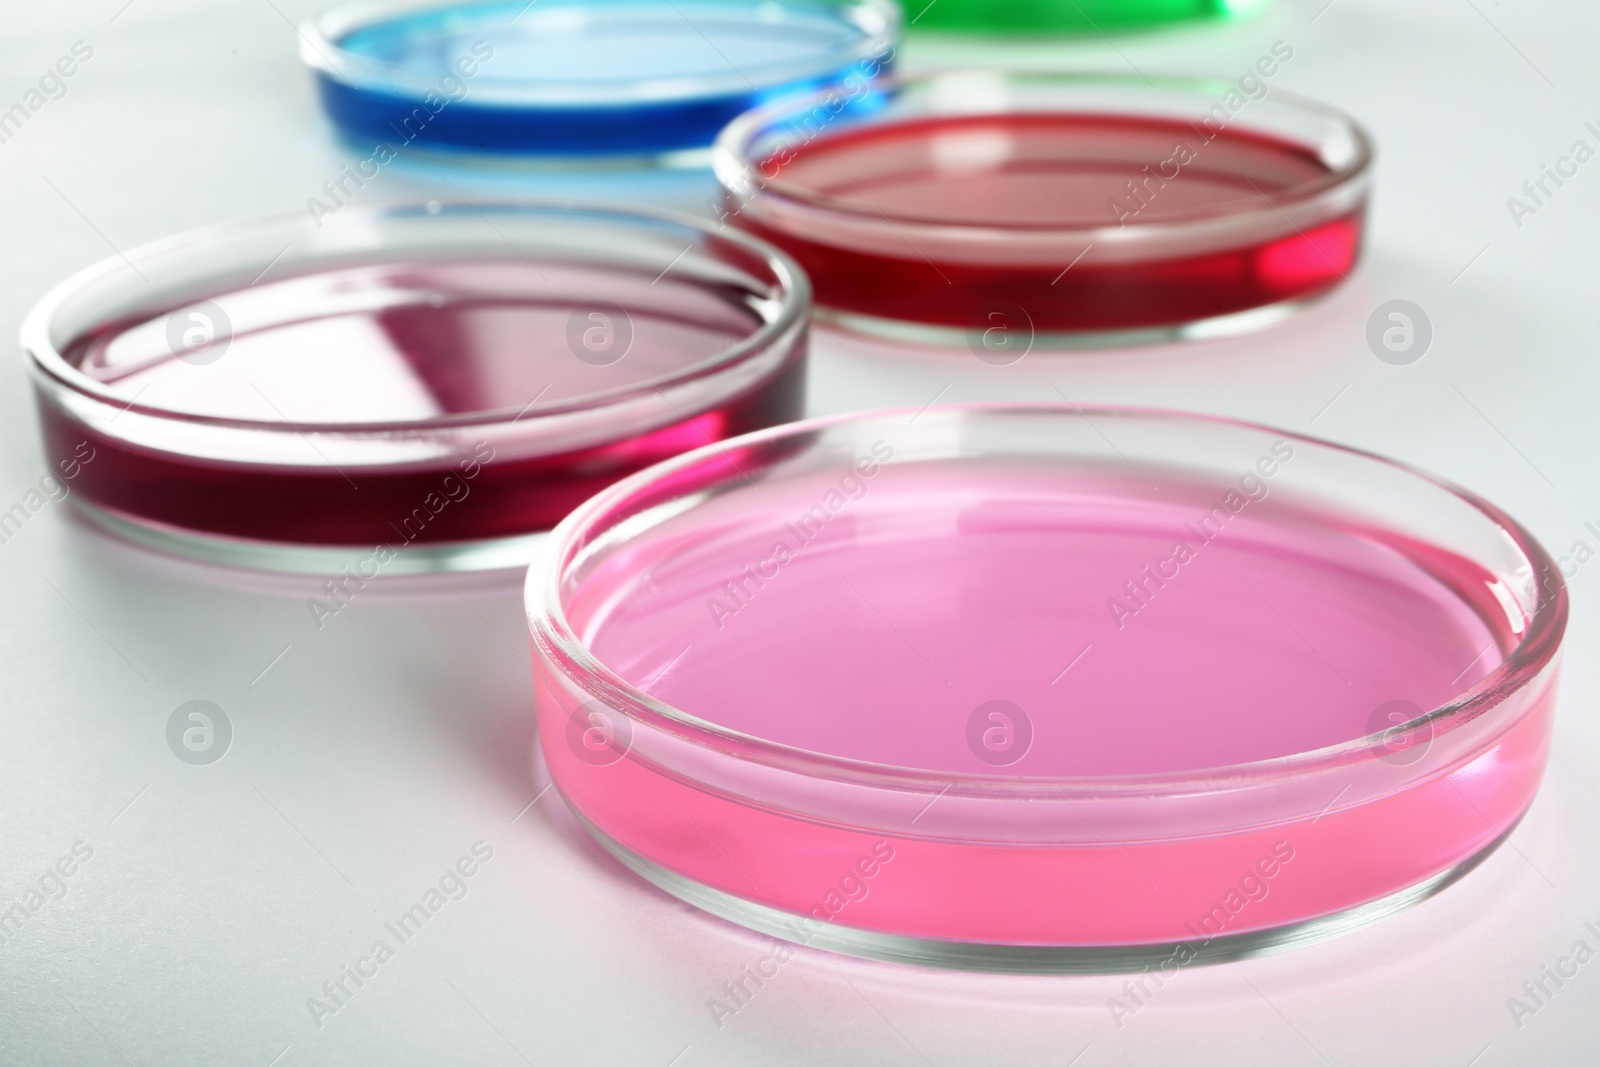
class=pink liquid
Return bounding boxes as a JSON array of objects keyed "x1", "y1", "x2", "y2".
[
  {"x1": 735, "y1": 114, "x2": 1364, "y2": 332},
  {"x1": 539, "y1": 459, "x2": 1552, "y2": 947},
  {"x1": 49, "y1": 261, "x2": 803, "y2": 545}
]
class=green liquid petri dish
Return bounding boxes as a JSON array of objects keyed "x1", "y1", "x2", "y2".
[{"x1": 907, "y1": 0, "x2": 1264, "y2": 33}]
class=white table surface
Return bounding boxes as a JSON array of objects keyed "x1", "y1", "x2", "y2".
[{"x1": 1, "y1": 1, "x2": 1597, "y2": 1064}]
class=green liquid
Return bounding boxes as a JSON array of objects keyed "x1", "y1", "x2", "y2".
[{"x1": 905, "y1": 0, "x2": 1264, "y2": 32}]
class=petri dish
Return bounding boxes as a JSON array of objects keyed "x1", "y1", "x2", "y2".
[
  {"x1": 301, "y1": 0, "x2": 900, "y2": 165},
  {"x1": 528, "y1": 406, "x2": 1565, "y2": 972},
  {"x1": 23, "y1": 201, "x2": 809, "y2": 574},
  {"x1": 715, "y1": 70, "x2": 1373, "y2": 348},
  {"x1": 906, "y1": 0, "x2": 1265, "y2": 34}
]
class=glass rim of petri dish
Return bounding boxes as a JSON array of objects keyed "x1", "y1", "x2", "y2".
[
  {"x1": 299, "y1": 0, "x2": 901, "y2": 110},
  {"x1": 715, "y1": 68, "x2": 1373, "y2": 245},
  {"x1": 716, "y1": 69, "x2": 1374, "y2": 344},
  {"x1": 23, "y1": 199, "x2": 810, "y2": 572},
  {"x1": 528, "y1": 404, "x2": 1564, "y2": 801},
  {"x1": 23, "y1": 199, "x2": 811, "y2": 436}
]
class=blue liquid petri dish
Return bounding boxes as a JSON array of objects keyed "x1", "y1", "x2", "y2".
[{"x1": 300, "y1": 0, "x2": 901, "y2": 165}]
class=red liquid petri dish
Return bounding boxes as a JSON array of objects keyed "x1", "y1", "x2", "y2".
[
  {"x1": 715, "y1": 71, "x2": 1373, "y2": 349},
  {"x1": 528, "y1": 406, "x2": 1565, "y2": 972},
  {"x1": 24, "y1": 202, "x2": 808, "y2": 573}
]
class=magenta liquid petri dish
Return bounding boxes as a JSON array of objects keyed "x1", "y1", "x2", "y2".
[
  {"x1": 528, "y1": 406, "x2": 1564, "y2": 972},
  {"x1": 23, "y1": 202, "x2": 808, "y2": 573},
  {"x1": 715, "y1": 71, "x2": 1373, "y2": 349}
]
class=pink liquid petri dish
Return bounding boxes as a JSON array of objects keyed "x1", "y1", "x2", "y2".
[
  {"x1": 24, "y1": 202, "x2": 808, "y2": 573},
  {"x1": 528, "y1": 406, "x2": 1565, "y2": 972},
  {"x1": 714, "y1": 71, "x2": 1372, "y2": 350}
]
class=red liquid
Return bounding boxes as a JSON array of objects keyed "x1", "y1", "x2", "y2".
[
  {"x1": 46, "y1": 262, "x2": 804, "y2": 546},
  {"x1": 735, "y1": 114, "x2": 1364, "y2": 333}
]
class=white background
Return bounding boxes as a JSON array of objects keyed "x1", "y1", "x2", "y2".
[{"x1": 1, "y1": 1, "x2": 1597, "y2": 1064}]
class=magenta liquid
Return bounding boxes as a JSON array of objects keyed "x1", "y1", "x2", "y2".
[
  {"x1": 49, "y1": 261, "x2": 802, "y2": 545},
  {"x1": 539, "y1": 458, "x2": 1552, "y2": 948}
]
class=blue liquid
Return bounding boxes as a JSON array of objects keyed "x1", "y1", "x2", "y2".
[{"x1": 315, "y1": 0, "x2": 894, "y2": 157}]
